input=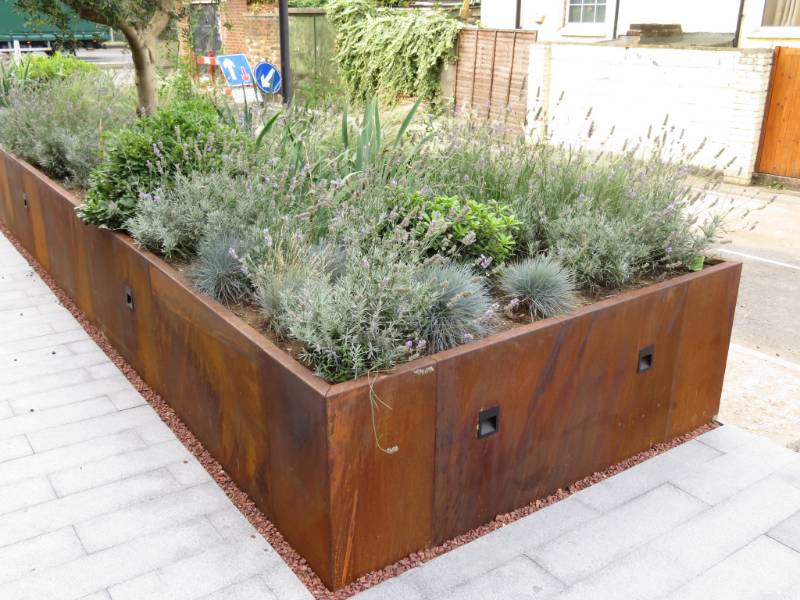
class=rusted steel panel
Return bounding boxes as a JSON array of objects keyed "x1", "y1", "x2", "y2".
[
  {"x1": 147, "y1": 261, "x2": 333, "y2": 579},
  {"x1": 667, "y1": 262, "x2": 741, "y2": 437},
  {"x1": 0, "y1": 151, "x2": 741, "y2": 590},
  {"x1": 429, "y1": 271, "x2": 721, "y2": 543},
  {"x1": 326, "y1": 360, "x2": 437, "y2": 588}
]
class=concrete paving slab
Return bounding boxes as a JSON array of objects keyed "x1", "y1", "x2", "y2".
[
  {"x1": 440, "y1": 556, "x2": 564, "y2": 600},
  {"x1": 528, "y1": 484, "x2": 707, "y2": 584},
  {"x1": 769, "y1": 510, "x2": 800, "y2": 553},
  {"x1": 664, "y1": 535, "x2": 800, "y2": 600}
]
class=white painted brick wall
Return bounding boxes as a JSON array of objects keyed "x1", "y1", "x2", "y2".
[{"x1": 527, "y1": 44, "x2": 774, "y2": 183}]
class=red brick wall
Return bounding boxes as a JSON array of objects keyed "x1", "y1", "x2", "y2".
[{"x1": 221, "y1": 0, "x2": 280, "y2": 67}]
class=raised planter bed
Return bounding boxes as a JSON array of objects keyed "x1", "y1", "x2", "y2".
[{"x1": 0, "y1": 149, "x2": 741, "y2": 590}]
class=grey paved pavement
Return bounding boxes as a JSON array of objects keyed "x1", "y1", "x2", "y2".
[
  {"x1": 355, "y1": 426, "x2": 800, "y2": 600},
  {"x1": 0, "y1": 233, "x2": 312, "y2": 600}
]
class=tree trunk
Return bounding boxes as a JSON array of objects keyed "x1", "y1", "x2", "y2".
[
  {"x1": 122, "y1": 30, "x2": 159, "y2": 115},
  {"x1": 132, "y1": 44, "x2": 159, "y2": 115}
]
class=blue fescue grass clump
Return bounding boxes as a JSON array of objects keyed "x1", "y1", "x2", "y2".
[
  {"x1": 500, "y1": 256, "x2": 577, "y2": 320},
  {"x1": 189, "y1": 231, "x2": 252, "y2": 306},
  {"x1": 419, "y1": 263, "x2": 495, "y2": 353}
]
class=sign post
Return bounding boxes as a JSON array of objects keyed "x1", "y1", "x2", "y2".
[{"x1": 278, "y1": 0, "x2": 293, "y2": 105}]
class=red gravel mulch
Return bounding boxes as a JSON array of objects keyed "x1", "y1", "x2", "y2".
[{"x1": 0, "y1": 222, "x2": 717, "y2": 599}]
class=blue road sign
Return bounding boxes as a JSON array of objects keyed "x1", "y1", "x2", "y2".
[
  {"x1": 217, "y1": 54, "x2": 254, "y2": 88},
  {"x1": 254, "y1": 62, "x2": 282, "y2": 95}
]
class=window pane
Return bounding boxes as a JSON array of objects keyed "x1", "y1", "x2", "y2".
[
  {"x1": 762, "y1": 0, "x2": 800, "y2": 27},
  {"x1": 595, "y1": 5, "x2": 606, "y2": 22},
  {"x1": 583, "y1": 6, "x2": 596, "y2": 23},
  {"x1": 568, "y1": 5, "x2": 582, "y2": 22}
]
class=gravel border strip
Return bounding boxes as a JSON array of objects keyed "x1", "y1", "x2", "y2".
[{"x1": 0, "y1": 222, "x2": 717, "y2": 599}]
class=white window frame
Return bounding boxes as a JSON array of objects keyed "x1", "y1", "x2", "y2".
[
  {"x1": 565, "y1": 0, "x2": 608, "y2": 25},
  {"x1": 749, "y1": 0, "x2": 800, "y2": 40},
  {"x1": 560, "y1": 0, "x2": 610, "y2": 37}
]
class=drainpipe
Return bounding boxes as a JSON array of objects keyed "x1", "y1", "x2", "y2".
[
  {"x1": 515, "y1": 0, "x2": 522, "y2": 29},
  {"x1": 732, "y1": 0, "x2": 746, "y2": 47},
  {"x1": 278, "y1": 0, "x2": 293, "y2": 105},
  {"x1": 612, "y1": 0, "x2": 622, "y2": 39}
]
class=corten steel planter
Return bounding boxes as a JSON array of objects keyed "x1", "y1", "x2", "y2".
[{"x1": 0, "y1": 149, "x2": 741, "y2": 589}]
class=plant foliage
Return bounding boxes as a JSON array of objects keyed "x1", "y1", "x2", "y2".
[
  {"x1": 500, "y1": 256, "x2": 577, "y2": 320},
  {"x1": 327, "y1": 0, "x2": 462, "y2": 102},
  {"x1": 79, "y1": 97, "x2": 247, "y2": 229},
  {"x1": 0, "y1": 70, "x2": 135, "y2": 187}
]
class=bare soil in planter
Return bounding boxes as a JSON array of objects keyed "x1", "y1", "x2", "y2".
[{"x1": 1, "y1": 220, "x2": 718, "y2": 599}]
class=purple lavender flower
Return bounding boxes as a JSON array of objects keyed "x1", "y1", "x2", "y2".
[
  {"x1": 419, "y1": 186, "x2": 431, "y2": 197},
  {"x1": 228, "y1": 247, "x2": 238, "y2": 260},
  {"x1": 462, "y1": 231, "x2": 477, "y2": 246},
  {"x1": 405, "y1": 340, "x2": 414, "y2": 349},
  {"x1": 477, "y1": 254, "x2": 493, "y2": 269},
  {"x1": 263, "y1": 228, "x2": 273, "y2": 248}
]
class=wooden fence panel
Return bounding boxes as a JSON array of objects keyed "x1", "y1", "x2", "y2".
[
  {"x1": 452, "y1": 28, "x2": 536, "y2": 131},
  {"x1": 757, "y1": 47, "x2": 800, "y2": 178}
]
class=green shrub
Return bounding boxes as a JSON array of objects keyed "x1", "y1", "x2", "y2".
[
  {"x1": 418, "y1": 263, "x2": 494, "y2": 352},
  {"x1": 327, "y1": 0, "x2": 462, "y2": 102},
  {"x1": 79, "y1": 97, "x2": 247, "y2": 229},
  {"x1": 16, "y1": 53, "x2": 98, "y2": 83},
  {"x1": 0, "y1": 71, "x2": 134, "y2": 187},
  {"x1": 394, "y1": 193, "x2": 520, "y2": 267},
  {"x1": 500, "y1": 256, "x2": 577, "y2": 320}
]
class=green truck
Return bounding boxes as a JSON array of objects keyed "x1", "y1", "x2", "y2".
[{"x1": 0, "y1": 0, "x2": 112, "y2": 51}]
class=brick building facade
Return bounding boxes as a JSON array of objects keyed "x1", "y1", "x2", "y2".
[{"x1": 181, "y1": 0, "x2": 280, "y2": 68}]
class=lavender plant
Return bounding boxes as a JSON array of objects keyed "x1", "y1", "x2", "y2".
[{"x1": 0, "y1": 71, "x2": 135, "y2": 187}]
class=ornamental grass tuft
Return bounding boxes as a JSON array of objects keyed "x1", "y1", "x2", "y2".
[{"x1": 500, "y1": 256, "x2": 577, "y2": 320}]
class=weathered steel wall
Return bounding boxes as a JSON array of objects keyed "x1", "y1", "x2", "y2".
[
  {"x1": 0, "y1": 152, "x2": 334, "y2": 585},
  {"x1": 0, "y1": 151, "x2": 740, "y2": 589}
]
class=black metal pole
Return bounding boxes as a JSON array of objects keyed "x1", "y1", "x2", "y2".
[
  {"x1": 515, "y1": 0, "x2": 522, "y2": 29},
  {"x1": 278, "y1": 0, "x2": 292, "y2": 105},
  {"x1": 612, "y1": 0, "x2": 622, "y2": 39},
  {"x1": 732, "y1": 0, "x2": 746, "y2": 47}
]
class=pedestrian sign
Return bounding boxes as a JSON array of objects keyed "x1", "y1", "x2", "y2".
[
  {"x1": 254, "y1": 62, "x2": 282, "y2": 95},
  {"x1": 216, "y1": 54, "x2": 254, "y2": 88}
]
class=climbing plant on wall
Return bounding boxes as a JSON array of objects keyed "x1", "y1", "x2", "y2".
[{"x1": 327, "y1": 0, "x2": 462, "y2": 103}]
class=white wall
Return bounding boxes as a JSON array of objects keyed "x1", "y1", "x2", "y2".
[{"x1": 528, "y1": 44, "x2": 774, "y2": 183}]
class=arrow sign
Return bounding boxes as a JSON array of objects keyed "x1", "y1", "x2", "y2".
[
  {"x1": 216, "y1": 54, "x2": 254, "y2": 88},
  {"x1": 222, "y1": 58, "x2": 236, "y2": 80},
  {"x1": 254, "y1": 62, "x2": 282, "y2": 95}
]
